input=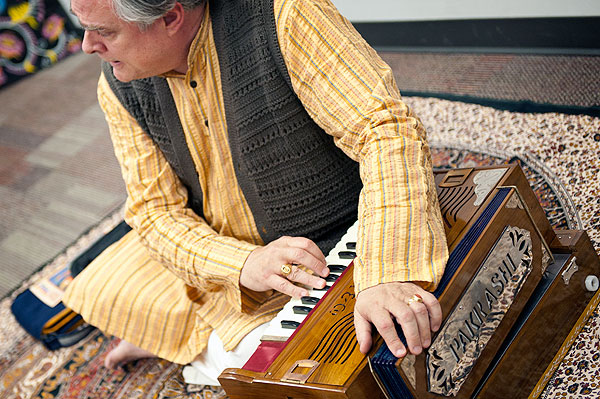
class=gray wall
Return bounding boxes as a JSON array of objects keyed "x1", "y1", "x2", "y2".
[
  {"x1": 331, "y1": 0, "x2": 600, "y2": 22},
  {"x1": 60, "y1": 0, "x2": 599, "y2": 28}
]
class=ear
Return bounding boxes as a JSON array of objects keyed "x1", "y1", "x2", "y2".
[{"x1": 162, "y1": 2, "x2": 185, "y2": 36}]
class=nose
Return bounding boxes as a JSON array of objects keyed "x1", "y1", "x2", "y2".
[{"x1": 81, "y1": 31, "x2": 105, "y2": 54}]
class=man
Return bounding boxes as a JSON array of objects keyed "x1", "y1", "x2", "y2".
[{"x1": 65, "y1": 0, "x2": 448, "y2": 386}]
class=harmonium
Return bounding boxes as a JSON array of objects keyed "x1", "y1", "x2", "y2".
[{"x1": 219, "y1": 164, "x2": 600, "y2": 398}]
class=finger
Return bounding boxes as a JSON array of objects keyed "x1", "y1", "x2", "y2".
[
  {"x1": 407, "y1": 300, "x2": 432, "y2": 349},
  {"x1": 371, "y1": 309, "x2": 407, "y2": 358},
  {"x1": 281, "y1": 243, "x2": 328, "y2": 277},
  {"x1": 285, "y1": 265, "x2": 327, "y2": 290},
  {"x1": 285, "y1": 237, "x2": 329, "y2": 277},
  {"x1": 421, "y1": 292, "x2": 443, "y2": 332},
  {"x1": 269, "y1": 275, "x2": 309, "y2": 298},
  {"x1": 353, "y1": 309, "x2": 373, "y2": 354},
  {"x1": 392, "y1": 306, "x2": 422, "y2": 355},
  {"x1": 284, "y1": 237, "x2": 327, "y2": 270}
]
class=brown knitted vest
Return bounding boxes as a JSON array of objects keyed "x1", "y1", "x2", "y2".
[{"x1": 104, "y1": 0, "x2": 361, "y2": 253}]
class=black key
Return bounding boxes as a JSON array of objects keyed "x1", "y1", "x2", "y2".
[
  {"x1": 301, "y1": 296, "x2": 320, "y2": 305},
  {"x1": 281, "y1": 320, "x2": 300, "y2": 329},
  {"x1": 346, "y1": 242, "x2": 357, "y2": 250},
  {"x1": 325, "y1": 274, "x2": 339, "y2": 283},
  {"x1": 293, "y1": 305, "x2": 313, "y2": 315},
  {"x1": 338, "y1": 251, "x2": 356, "y2": 259},
  {"x1": 313, "y1": 285, "x2": 332, "y2": 291},
  {"x1": 329, "y1": 264, "x2": 347, "y2": 273}
]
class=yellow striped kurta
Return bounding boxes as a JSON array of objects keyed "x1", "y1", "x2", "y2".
[{"x1": 63, "y1": 0, "x2": 448, "y2": 364}]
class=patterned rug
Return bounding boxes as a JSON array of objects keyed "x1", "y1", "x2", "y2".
[
  {"x1": 381, "y1": 52, "x2": 600, "y2": 117},
  {"x1": 1, "y1": 97, "x2": 599, "y2": 398}
]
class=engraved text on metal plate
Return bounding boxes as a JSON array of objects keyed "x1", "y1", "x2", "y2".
[{"x1": 426, "y1": 226, "x2": 533, "y2": 396}]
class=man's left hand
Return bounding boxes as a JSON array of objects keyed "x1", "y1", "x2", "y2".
[{"x1": 354, "y1": 282, "x2": 442, "y2": 358}]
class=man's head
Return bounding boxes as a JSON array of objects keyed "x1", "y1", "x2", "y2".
[{"x1": 71, "y1": 0, "x2": 206, "y2": 82}]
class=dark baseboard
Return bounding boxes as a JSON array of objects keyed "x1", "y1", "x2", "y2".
[
  {"x1": 353, "y1": 17, "x2": 600, "y2": 55},
  {"x1": 403, "y1": 91, "x2": 600, "y2": 118}
]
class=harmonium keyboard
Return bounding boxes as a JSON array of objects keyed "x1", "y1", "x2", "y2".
[{"x1": 219, "y1": 164, "x2": 600, "y2": 399}]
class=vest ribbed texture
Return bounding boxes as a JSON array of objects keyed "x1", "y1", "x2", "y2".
[
  {"x1": 103, "y1": 64, "x2": 205, "y2": 214},
  {"x1": 104, "y1": 0, "x2": 362, "y2": 253}
]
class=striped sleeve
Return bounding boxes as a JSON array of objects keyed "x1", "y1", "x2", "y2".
[
  {"x1": 275, "y1": 0, "x2": 448, "y2": 292},
  {"x1": 97, "y1": 73, "x2": 259, "y2": 310}
]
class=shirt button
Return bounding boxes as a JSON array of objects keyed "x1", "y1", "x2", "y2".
[{"x1": 190, "y1": 80, "x2": 197, "y2": 88}]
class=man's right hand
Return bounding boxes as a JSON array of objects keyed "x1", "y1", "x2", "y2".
[
  {"x1": 240, "y1": 236, "x2": 330, "y2": 298},
  {"x1": 354, "y1": 281, "x2": 442, "y2": 358}
]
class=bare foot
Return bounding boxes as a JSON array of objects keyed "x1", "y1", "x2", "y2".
[{"x1": 104, "y1": 340, "x2": 156, "y2": 369}]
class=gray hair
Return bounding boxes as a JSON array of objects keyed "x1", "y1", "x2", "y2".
[{"x1": 111, "y1": 0, "x2": 207, "y2": 29}]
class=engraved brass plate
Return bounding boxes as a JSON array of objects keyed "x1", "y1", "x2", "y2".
[
  {"x1": 400, "y1": 354, "x2": 417, "y2": 390},
  {"x1": 426, "y1": 225, "x2": 533, "y2": 396},
  {"x1": 561, "y1": 257, "x2": 579, "y2": 285},
  {"x1": 473, "y1": 168, "x2": 507, "y2": 206}
]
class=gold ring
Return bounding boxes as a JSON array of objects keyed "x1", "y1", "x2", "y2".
[
  {"x1": 407, "y1": 294, "x2": 423, "y2": 306},
  {"x1": 280, "y1": 264, "x2": 292, "y2": 277}
]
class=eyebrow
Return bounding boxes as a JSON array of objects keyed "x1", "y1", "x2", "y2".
[
  {"x1": 69, "y1": 8, "x2": 106, "y2": 31},
  {"x1": 80, "y1": 23, "x2": 106, "y2": 32}
]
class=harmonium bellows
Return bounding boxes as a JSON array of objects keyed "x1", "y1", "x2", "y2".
[{"x1": 219, "y1": 164, "x2": 600, "y2": 399}]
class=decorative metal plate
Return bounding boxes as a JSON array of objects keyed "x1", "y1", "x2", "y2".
[
  {"x1": 473, "y1": 168, "x2": 507, "y2": 206},
  {"x1": 426, "y1": 225, "x2": 533, "y2": 396}
]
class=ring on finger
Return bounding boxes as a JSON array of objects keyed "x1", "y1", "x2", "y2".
[
  {"x1": 280, "y1": 264, "x2": 292, "y2": 278},
  {"x1": 407, "y1": 294, "x2": 423, "y2": 306}
]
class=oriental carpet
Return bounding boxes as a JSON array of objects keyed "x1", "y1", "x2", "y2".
[{"x1": 1, "y1": 96, "x2": 599, "y2": 398}]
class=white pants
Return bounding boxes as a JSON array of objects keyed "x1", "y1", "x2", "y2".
[{"x1": 182, "y1": 322, "x2": 269, "y2": 386}]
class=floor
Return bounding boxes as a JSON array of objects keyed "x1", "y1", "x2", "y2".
[{"x1": 0, "y1": 53, "x2": 127, "y2": 298}]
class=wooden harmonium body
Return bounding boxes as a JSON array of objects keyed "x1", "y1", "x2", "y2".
[{"x1": 219, "y1": 164, "x2": 600, "y2": 399}]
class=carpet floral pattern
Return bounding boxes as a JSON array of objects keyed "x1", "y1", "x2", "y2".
[{"x1": 1, "y1": 98, "x2": 599, "y2": 398}]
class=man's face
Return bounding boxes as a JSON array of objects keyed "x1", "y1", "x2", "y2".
[{"x1": 71, "y1": 0, "x2": 177, "y2": 82}]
